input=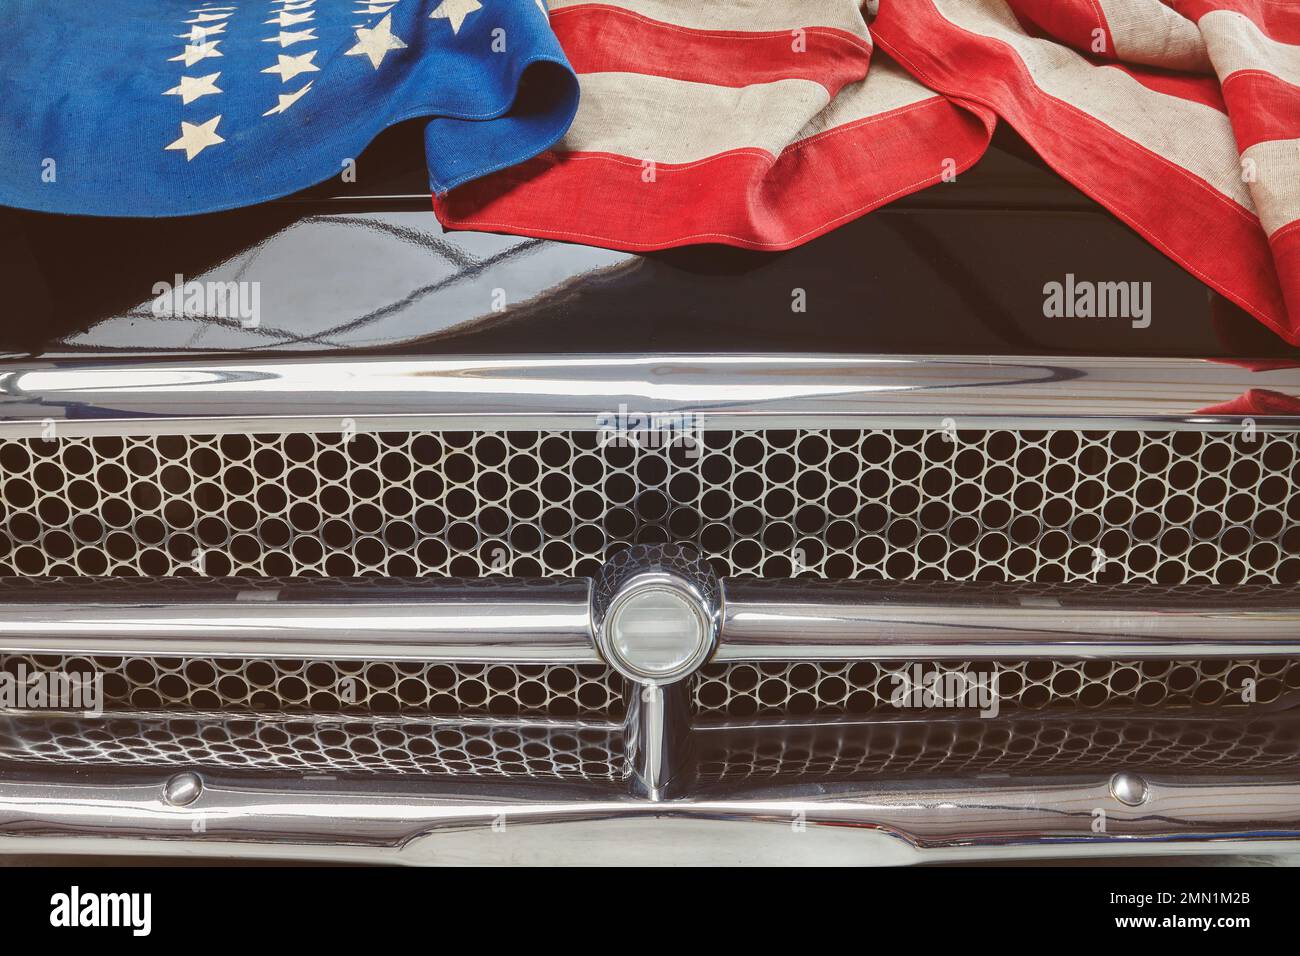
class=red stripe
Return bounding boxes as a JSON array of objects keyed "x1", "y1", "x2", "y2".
[
  {"x1": 1007, "y1": 0, "x2": 1117, "y2": 59},
  {"x1": 550, "y1": 5, "x2": 872, "y2": 92},
  {"x1": 1221, "y1": 69, "x2": 1300, "y2": 150},
  {"x1": 873, "y1": 0, "x2": 1295, "y2": 344},
  {"x1": 435, "y1": 97, "x2": 993, "y2": 252},
  {"x1": 1177, "y1": 0, "x2": 1300, "y2": 45}
]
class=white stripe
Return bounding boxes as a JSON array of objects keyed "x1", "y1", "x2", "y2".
[
  {"x1": 932, "y1": 0, "x2": 1254, "y2": 212},
  {"x1": 561, "y1": 73, "x2": 831, "y2": 162},
  {"x1": 1200, "y1": 8, "x2": 1300, "y2": 89},
  {"x1": 1098, "y1": 0, "x2": 1210, "y2": 72},
  {"x1": 548, "y1": 0, "x2": 869, "y2": 38},
  {"x1": 794, "y1": 58, "x2": 941, "y2": 142},
  {"x1": 1243, "y1": 138, "x2": 1300, "y2": 235}
]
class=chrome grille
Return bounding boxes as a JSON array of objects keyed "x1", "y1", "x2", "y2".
[
  {"x1": 692, "y1": 659, "x2": 1300, "y2": 717},
  {"x1": 1, "y1": 428, "x2": 1297, "y2": 583},
  {"x1": 1, "y1": 654, "x2": 624, "y2": 719},
  {"x1": 0, "y1": 713, "x2": 628, "y2": 780}
]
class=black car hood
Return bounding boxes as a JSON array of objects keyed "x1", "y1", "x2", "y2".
[{"x1": 3, "y1": 126, "x2": 1296, "y2": 362}]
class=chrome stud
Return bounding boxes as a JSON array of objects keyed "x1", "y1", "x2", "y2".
[
  {"x1": 1109, "y1": 771, "x2": 1148, "y2": 807},
  {"x1": 163, "y1": 771, "x2": 203, "y2": 807}
]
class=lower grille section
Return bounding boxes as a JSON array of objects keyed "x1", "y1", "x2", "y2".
[
  {"x1": 11, "y1": 649, "x2": 1296, "y2": 783},
  {"x1": 695, "y1": 716, "x2": 1300, "y2": 781},
  {"x1": 1, "y1": 574, "x2": 1298, "y2": 786},
  {"x1": 692, "y1": 658, "x2": 1300, "y2": 717},
  {"x1": 0, "y1": 714, "x2": 628, "y2": 780}
]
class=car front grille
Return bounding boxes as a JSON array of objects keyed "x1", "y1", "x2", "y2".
[
  {"x1": 1, "y1": 354, "x2": 1299, "y2": 859},
  {"x1": 2, "y1": 427, "x2": 1296, "y2": 584},
  {"x1": 1, "y1": 422, "x2": 1299, "y2": 790}
]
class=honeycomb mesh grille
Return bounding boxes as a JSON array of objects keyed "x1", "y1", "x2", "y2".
[
  {"x1": 692, "y1": 659, "x2": 1300, "y2": 717},
  {"x1": 695, "y1": 717, "x2": 1300, "y2": 780},
  {"x1": 0, "y1": 654, "x2": 626, "y2": 719},
  {"x1": 0, "y1": 428, "x2": 1296, "y2": 583},
  {"x1": 0, "y1": 714, "x2": 628, "y2": 779}
]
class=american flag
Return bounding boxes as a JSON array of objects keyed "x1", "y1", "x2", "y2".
[
  {"x1": 434, "y1": 0, "x2": 993, "y2": 251},
  {"x1": 437, "y1": 0, "x2": 1300, "y2": 345},
  {"x1": 0, "y1": 0, "x2": 577, "y2": 217},
  {"x1": 871, "y1": 0, "x2": 1300, "y2": 346}
]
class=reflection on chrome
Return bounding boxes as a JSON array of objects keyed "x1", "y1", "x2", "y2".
[{"x1": 2, "y1": 355, "x2": 1300, "y2": 432}]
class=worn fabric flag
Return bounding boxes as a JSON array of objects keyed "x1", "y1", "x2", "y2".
[
  {"x1": 0, "y1": 0, "x2": 578, "y2": 217},
  {"x1": 434, "y1": 0, "x2": 994, "y2": 250},
  {"x1": 872, "y1": 0, "x2": 1300, "y2": 344}
]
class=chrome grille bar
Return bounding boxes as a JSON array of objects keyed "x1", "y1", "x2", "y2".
[
  {"x1": 0, "y1": 578, "x2": 598, "y2": 662},
  {"x1": 717, "y1": 580, "x2": 1300, "y2": 660},
  {"x1": 1, "y1": 577, "x2": 1296, "y2": 662},
  {"x1": 2, "y1": 355, "x2": 1300, "y2": 432}
]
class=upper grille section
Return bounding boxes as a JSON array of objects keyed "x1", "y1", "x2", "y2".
[{"x1": 1, "y1": 428, "x2": 1296, "y2": 584}]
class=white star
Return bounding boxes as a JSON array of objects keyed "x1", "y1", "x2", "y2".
[
  {"x1": 262, "y1": 50, "x2": 320, "y2": 82},
  {"x1": 263, "y1": 82, "x2": 313, "y2": 116},
  {"x1": 165, "y1": 116, "x2": 224, "y2": 161},
  {"x1": 354, "y1": 4, "x2": 397, "y2": 12},
  {"x1": 176, "y1": 21, "x2": 227, "y2": 42},
  {"x1": 164, "y1": 72, "x2": 223, "y2": 105},
  {"x1": 186, "y1": 12, "x2": 232, "y2": 22},
  {"x1": 265, "y1": 10, "x2": 314, "y2": 26},
  {"x1": 169, "y1": 41, "x2": 222, "y2": 67},
  {"x1": 345, "y1": 14, "x2": 407, "y2": 69},
  {"x1": 430, "y1": 0, "x2": 481, "y2": 34},
  {"x1": 263, "y1": 29, "x2": 317, "y2": 47},
  {"x1": 279, "y1": 0, "x2": 316, "y2": 9}
]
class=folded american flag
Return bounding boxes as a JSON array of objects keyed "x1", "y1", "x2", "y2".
[
  {"x1": 437, "y1": 0, "x2": 1300, "y2": 344},
  {"x1": 434, "y1": 0, "x2": 994, "y2": 250},
  {"x1": 872, "y1": 0, "x2": 1300, "y2": 344},
  {"x1": 0, "y1": 0, "x2": 578, "y2": 217}
]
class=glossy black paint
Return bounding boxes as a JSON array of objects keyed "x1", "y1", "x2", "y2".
[{"x1": 2, "y1": 125, "x2": 1296, "y2": 360}]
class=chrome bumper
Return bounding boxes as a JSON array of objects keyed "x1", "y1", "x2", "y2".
[{"x1": 3, "y1": 769, "x2": 1300, "y2": 865}]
